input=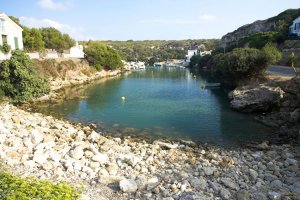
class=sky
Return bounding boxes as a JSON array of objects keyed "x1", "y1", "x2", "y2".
[{"x1": 1, "y1": 0, "x2": 300, "y2": 41}]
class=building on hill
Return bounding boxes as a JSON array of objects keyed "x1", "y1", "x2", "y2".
[
  {"x1": 185, "y1": 50, "x2": 198, "y2": 63},
  {"x1": 62, "y1": 42, "x2": 84, "y2": 59},
  {"x1": 289, "y1": 16, "x2": 300, "y2": 36},
  {"x1": 0, "y1": 12, "x2": 23, "y2": 60}
]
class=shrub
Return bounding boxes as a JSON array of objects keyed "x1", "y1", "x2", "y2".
[
  {"x1": 0, "y1": 43, "x2": 11, "y2": 54},
  {"x1": 211, "y1": 48, "x2": 268, "y2": 85},
  {"x1": 0, "y1": 50, "x2": 50, "y2": 103},
  {"x1": 0, "y1": 172, "x2": 82, "y2": 200},
  {"x1": 238, "y1": 32, "x2": 281, "y2": 49},
  {"x1": 261, "y1": 43, "x2": 282, "y2": 65},
  {"x1": 84, "y1": 41, "x2": 124, "y2": 70}
]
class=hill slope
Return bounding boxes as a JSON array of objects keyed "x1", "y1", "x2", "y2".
[{"x1": 220, "y1": 8, "x2": 300, "y2": 48}]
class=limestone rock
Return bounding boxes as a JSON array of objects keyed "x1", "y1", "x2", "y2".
[
  {"x1": 91, "y1": 153, "x2": 109, "y2": 164},
  {"x1": 147, "y1": 177, "x2": 160, "y2": 190},
  {"x1": 189, "y1": 177, "x2": 207, "y2": 190},
  {"x1": 230, "y1": 84, "x2": 284, "y2": 112},
  {"x1": 236, "y1": 190, "x2": 250, "y2": 200},
  {"x1": 119, "y1": 179, "x2": 138, "y2": 193},
  {"x1": 290, "y1": 108, "x2": 300, "y2": 123},
  {"x1": 70, "y1": 146, "x2": 84, "y2": 160},
  {"x1": 220, "y1": 188, "x2": 231, "y2": 199},
  {"x1": 221, "y1": 177, "x2": 240, "y2": 190},
  {"x1": 153, "y1": 140, "x2": 178, "y2": 149},
  {"x1": 31, "y1": 129, "x2": 44, "y2": 145}
]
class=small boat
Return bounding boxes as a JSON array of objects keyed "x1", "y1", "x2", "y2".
[
  {"x1": 205, "y1": 83, "x2": 221, "y2": 87},
  {"x1": 154, "y1": 62, "x2": 162, "y2": 67}
]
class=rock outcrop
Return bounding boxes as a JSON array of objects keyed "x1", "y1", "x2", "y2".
[
  {"x1": 220, "y1": 20, "x2": 275, "y2": 48},
  {"x1": 229, "y1": 84, "x2": 284, "y2": 112}
]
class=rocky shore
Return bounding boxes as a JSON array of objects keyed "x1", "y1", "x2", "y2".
[
  {"x1": 0, "y1": 103, "x2": 299, "y2": 200},
  {"x1": 229, "y1": 76, "x2": 300, "y2": 144},
  {"x1": 34, "y1": 69, "x2": 122, "y2": 102}
]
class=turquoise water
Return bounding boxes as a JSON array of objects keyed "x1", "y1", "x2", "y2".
[{"x1": 35, "y1": 67, "x2": 274, "y2": 145}]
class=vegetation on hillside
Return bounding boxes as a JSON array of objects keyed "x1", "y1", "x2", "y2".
[
  {"x1": 190, "y1": 43, "x2": 282, "y2": 86},
  {"x1": 211, "y1": 45, "x2": 281, "y2": 85},
  {"x1": 0, "y1": 171, "x2": 82, "y2": 199},
  {"x1": 83, "y1": 39, "x2": 220, "y2": 63},
  {"x1": 40, "y1": 27, "x2": 75, "y2": 52},
  {"x1": 0, "y1": 50, "x2": 50, "y2": 103},
  {"x1": 9, "y1": 16, "x2": 75, "y2": 52},
  {"x1": 84, "y1": 41, "x2": 124, "y2": 70}
]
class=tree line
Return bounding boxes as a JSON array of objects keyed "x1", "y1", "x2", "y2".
[{"x1": 9, "y1": 16, "x2": 75, "y2": 53}]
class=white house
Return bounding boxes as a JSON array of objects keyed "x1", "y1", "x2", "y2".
[
  {"x1": 289, "y1": 16, "x2": 300, "y2": 36},
  {"x1": 185, "y1": 50, "x2": 198, "y2": 63},
  {"x1": 0, "y1": 12, "x2": 23, "y2": 60},
  {"x1": 62, "y1": 42, "x2": 84, "y2": 58},
  {"x1": 70, "y1": 42, "x2": 84, "y2": 58}
]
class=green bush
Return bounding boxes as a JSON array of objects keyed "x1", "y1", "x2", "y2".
[
  {"x1": 84, "y1": 41, "x2": 123, "y2": 70},
  {"x1": 261, "y1": 43, "x2": 282, "y2": 65},
  {"x1": 0, "y1": 43, "x2": 11, "y2": 54},
  {"x1": 211, "y1": 48, "x2": 271, "y2": 85},
  {"x1": 0, "y1": 50, "x2": 50, "y2": 103},
  {"x1": 0, "y1": 172, "x2": 82, "y2": 200},
  {"x1": 238, "y1": 32, "x2": 281, "y2": 49}
]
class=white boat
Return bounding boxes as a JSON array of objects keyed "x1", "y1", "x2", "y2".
[
  {"x1": 137, "y1": 62, "x2": 146, "y2": 69},
  {"x1": 154, "y1": 62, "x2": 162, "y2": 67}
]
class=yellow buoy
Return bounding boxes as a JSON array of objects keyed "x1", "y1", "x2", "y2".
[{"x1": 121, "y1": 96, "x2": 126, "y2": 100}]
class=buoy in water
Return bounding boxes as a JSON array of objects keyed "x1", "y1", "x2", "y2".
[{"x1": 121, "y1": 96, "x2": 126, "y2": 100}]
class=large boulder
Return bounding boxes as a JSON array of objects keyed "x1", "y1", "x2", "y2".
[{"x1": 229, "y1": 84, "x2": 284, "y2": 112}]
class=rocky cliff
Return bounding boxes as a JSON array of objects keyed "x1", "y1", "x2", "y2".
[
  {"x1": 220, "y1": 8, "x2": 300, "y2": 48},
  {"x1": 220, "y1": 20, "x2": 275, "y2": 48}
]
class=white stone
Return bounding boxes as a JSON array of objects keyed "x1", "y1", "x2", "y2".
[
  {"x1": 33, "y1": 150, "x2": 48, "y2": 165},
  {"x1": 70, "y1": 146, "x2": 84, "y2": 160},
  {"x1": 91, "y1": 153, "x2": 109, "y2": 164},
  {"x1": 203, "y1": 167, "x2": 215, "y2": 176},
  {"x1": 119, "y1": 179, "x2": 138, "y2": 193},
  {"x1": 147, "y1": 177, "x2": 160, "y2": 190},
  {"x1": 31, "y1": 129, "x2": 44, "y2": 144},
  {"x1": 88, "y1": 131, "x2": 100, "y2": 142}
]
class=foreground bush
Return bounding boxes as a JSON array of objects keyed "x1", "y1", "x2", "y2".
[
  {"x1": 84, "y1": 41, "x2": 123, "y2": 70},
  {"x1": 0, "y1": 172, "x2": 82, "y2": 200},
  {"x1": 0, "y1": 50, "x2": 50, "y2": 103},
  {"x1": 211, "y1": 46, "x2": 281, "y2": 85}
]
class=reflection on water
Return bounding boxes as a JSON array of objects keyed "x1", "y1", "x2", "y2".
[{"x1": 33, "y1": 67, "x2": 274, "y2": 146}]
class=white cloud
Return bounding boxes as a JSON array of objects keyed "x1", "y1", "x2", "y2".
[
  {"x1": 200, "y1": 14, "x2": 217, "y2": 21},
  {"x1": 37, "y1": 0, "x2": 68, "y2": 10},
  {"x1": 20, "y1": 16, "x2": 91, "y2": 40}
]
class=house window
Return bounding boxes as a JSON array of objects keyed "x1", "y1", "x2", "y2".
[
  {"x1": 14, "y1": 37, "x2": 19, "y2": 49},
  {"x1": 295, "y1": 23, "x2": 300, "y2": 30},
  {"x1": 2, "y1": 35, "x2": 7, "y2": 44}
]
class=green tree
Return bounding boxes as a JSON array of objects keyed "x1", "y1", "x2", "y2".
[
  {"x1": 84, "y1": 41, "x2": 123, "y2": 70},
  {"x1": 0, "y1": 50, "x2": 50, "y2": 103},
  {"x1": 261, "y1": 43, "x2": 282, "y2": 65},
  {"x1": 211, "y1": 48, "x2": 269, "y2": 85},
  {"x1": 40, "y1": 27, "x2": 75, "y2": 52},
  {"x1": 23, "y1": 28, "x2": 45, "y2": 52}
]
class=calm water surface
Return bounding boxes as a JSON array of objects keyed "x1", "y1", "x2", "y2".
[{"x1": 35, "y1": 67, "x2": 274, "y2": 146}]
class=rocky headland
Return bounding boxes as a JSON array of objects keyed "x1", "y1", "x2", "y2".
[
  {"x1": 0, "y1": 103, "x2": 299, "y2": 200},
  {"x1": 229, "y1": 75, "x2": 300, "y2": 145}
]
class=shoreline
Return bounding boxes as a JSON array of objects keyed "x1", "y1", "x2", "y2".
[
  {"x1": 1, "y1": 103, "x2": 299, "y2": 199},
  {"x1": 33, "y1": 69, "x2": 124, "y2": 103}
]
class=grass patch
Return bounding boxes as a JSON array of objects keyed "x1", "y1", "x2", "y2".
[{"x1": 0, "y1": 172, "x2": 82, "y2": 200}]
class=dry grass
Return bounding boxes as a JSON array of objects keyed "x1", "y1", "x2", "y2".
[{"x1": 32, "y1": 59, "x2": 96, "y2": 80}]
